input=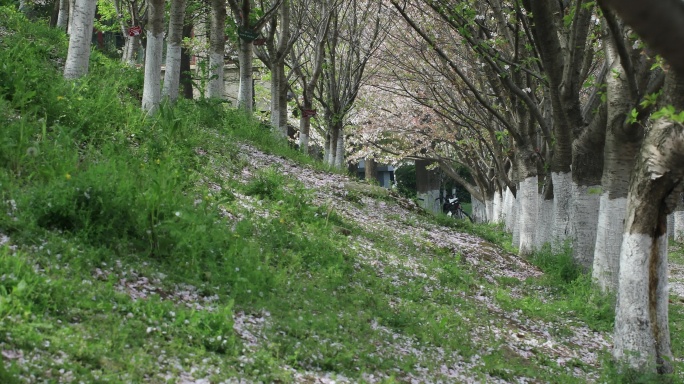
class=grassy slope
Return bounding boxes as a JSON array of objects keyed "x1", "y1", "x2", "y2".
[{"x1": 1, "y1": 9, "x2": 683, "y2": 383}]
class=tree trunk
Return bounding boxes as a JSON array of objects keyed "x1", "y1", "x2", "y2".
[
  {"x1": 207, "y1": 0, "x2": 226, "y2": 99},
  {"x1": 57, "y1": 0, "x2": 70, "y2": 30},
  {"x1": 570, "y1": 108, "x2": 606, "y2": 268},
  {"x1": 238, "y1": 39, "x2": 254, "y2": 113},
  {"x1": 63, "y1": 0, "x2": 97, "y2": 79},
  {"x1": 519, "y1": 175, "x2": 538, "y2": 255},
  {"x1": 504, "y1": 187, "x2": 515, "y2": 233},
  {"x1": 270, "y1": 64, "x2": 282, "y2": 133},
  {"x1": 122, "y1": 35, "x2": 141, "y2": 65},
  {"x1": 536, "y1": 193, "x2": 554, "y2": 250},
  {"x1": 613, "y1": 113, "x2": 684, "y2": 374},
  {"x1": 365, "y1": 157, "x2": 377, "y2": 183},
  {"x1": 492, "y1": 189, "x2": 503, "y2": 223},
  {"x1": 162, "y1": 0, "x2": 188, "y2": 103},
  {"x1": 551, "y1": 172, "x2": 572, "y2": 249},
  {"x1": 592, "y1": 29, "x2": 642, "y2": 292},
  {"x1": 67, "y1": 0, "x2": 76, "y2": 34},
  {"x1": 180, "y1": 23, "x2": 193, "y2": 99},
  {"x1": 334, "y1": 129, "x2": 345, "y2": 169},
  {"x1": 511, "y1": 191, "x2": 520, "y2": 249},
  {"x1": 610, "y1": 30, "x2": 684, "y2": 381},
  {"x1": 278, "y1": 65, "x2": 289, "y2": 138},
  {"x1": 141, "y1": 0, "x2": 165, "y2": 113},
  {"x1": 673, "y1": 193, "x2": 684, "y2": 241}
]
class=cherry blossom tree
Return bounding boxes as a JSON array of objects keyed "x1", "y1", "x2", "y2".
[{"x1": 226, "y1": 0, "x2": 283, "y2": 113}]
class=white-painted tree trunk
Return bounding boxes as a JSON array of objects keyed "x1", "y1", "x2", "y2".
[
  {"x1": 673, "y1": 193, "x2": 684, "y2": 241},
  {"x1": 592, "y1": 194, "x2": 627, "y2": 292},
  {"x1": 484, "y1": 198, "x2": 493, "y2": 223},
  {"x1": 668, "y1": 213, "x2": 674, "y2": 240},
  {"x1": 473, "y1": 198, "x2": 487, "y2": 223},
  {"x1": 57, "y1": 0, "x2": 69, "y2": 30},
  {"x1": 512, "y1": 193, "x2": 520, "y2": 249},
  {"x1": 552, "y1": 172, "x2": 573, "y2": 249},
  {"x1": 334, "y1": 132, "x2": 345, "y2": 169},
  {"x1": 63, "y1": 0, "x2": 97, "y2": 79},
  {"x1": 614, "y1": 231, "x2": 672, "y2": 372},
  {"x1": 122, "y1": 36, "x2": 141, "y2": 65},
  {"x1": 569, "y1": 183, "x2": 601, "y2": 268},
  {"x1": 492, "y1": 190, "x2": 502, "y2": 223},
  {"x1": 675, "y1": 211, "x2": 684, "y2": 242},
  {"x1": 207, "y1": 0, "x2": 226, "y2": 99},
  {"x1": 612, "y1": 52, "x2": 684, "y2": 377},
  {"x1": 208, "y1": 51, "x2": 224, "y2": 98},
  {"x1": 141, "y1": 0, "x2": 165, "y2": 113},
  {"x1": 536, "y1": 195, "x2": 553, "y2": 250},
  {"x1": 237, "y1": 40, "x2": 254, "y2": 113},
  {"x1": 504, "y1": 187, "x2": 515, "y2": 233},
  {"x1": 518, "y1": 177, "x2": 538, "y2": 255},
  {"x1": 67, "y1": 0, "x2": 76, "y2": 34},
  {"x1": 162, "y1": 0, "x2": 188, "y2": 102},
  {"x1": 270, "y1": 67, "x2": 282, "y2": 133}
]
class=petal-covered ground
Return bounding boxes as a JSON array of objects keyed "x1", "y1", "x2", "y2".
[{"x1": 2, "y1": 143, "x2": 683, "y2": 382}]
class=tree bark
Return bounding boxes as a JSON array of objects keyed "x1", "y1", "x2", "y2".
[
  {"x1": 598, "y1": 0, "x2": 684, "y2": 76},
  {"x1": 613, "y1": 86, "x2": 684, "y2": 372},
  {"x1": 674, "y1": 194, "x2": 684, "y2": 241},
  {"x1": 592, "y1": 26, "x2": 642, "y2": 292},
  {"x1": 570, "y1": 104, "x2": 606, "y2": 268},
  {"x1": 365, "y1": 157, "x2": 377, "y2": 184},
  {"x1": 162, "y1": 0, "x2": 188, "y2": 103},
  {"x1": 57, "y1": 0, "x2": 70, "y2": 30},
  {"x1": 180, "y1": 23, "x2": 193, "y2": 99},
  {"x1": 63, "y1": 0, "x2": 97, "y2": 79},
  {"x1": 207, "y1": 0, "x2": 226, "y2": 99},
  {"x1": 141, "y1": 0, "x2": 165, "y2": 113},
  {"x1": 237, "y1": 39, "x2": 254, "y2": 113}
]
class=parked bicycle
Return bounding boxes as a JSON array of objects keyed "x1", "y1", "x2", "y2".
[{"x1": 441, "y1": 194, "x2": 473, "y2": 222}]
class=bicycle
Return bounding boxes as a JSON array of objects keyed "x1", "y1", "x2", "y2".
[{"x1": 441, "y1": 195, "x2": 473, "y2": 222}]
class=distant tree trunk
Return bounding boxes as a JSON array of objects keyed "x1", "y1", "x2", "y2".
[
  {"x1": 674, "y1": 193, "x2": 684, "y2": 241},
  {"x1": 299, "y1": 94, "x2": 312, "y2": 151},
  {"x1": 278, "y1": 66, "x2": 289, "y2": 137},
  {"x1": 207, "y1": 0, "x2": 226, "y2": 99},
  {"x1": 570, "y1": 105, "x2": 606, "y2": 268},
  {"x1": 63, "y1": 0, "x2": 97, "y2": 79},
  {"x1": 237, "y1": 39, "x2": 254, "y2": 113},
  {"x1": 57, "y1": 0, "x2": 70, "y2": 30},
  {"x1": 162, "y1": 0, "x2": 187, "y2": 103},
  {"x1": 365, "y1": 158, "x2": 377, "y2": 183},
  {"x1": 334, "y1": 126, "x2": 345, "y2": 169},
  {"x1": 492, "y1": 188, "x2": 503, "y2": 223},
  {"x1": 551, "y1": 172, "x2": 571, "y2": 249},
  {"x1": 535, "y1": 180, "x2": 553, "y2": 250},
  {"x1": 518, "y1": 172, "x2": 538, "y2": 255},
  {"x1": 141, "y1": 0, "x2": 165, "y2": 113},
  {"x1": 180, "y1": 23, "x2": 193, "y2": 99},
  {"x1": 67, "y1": 0, "x2": 76, "y2": 33}
]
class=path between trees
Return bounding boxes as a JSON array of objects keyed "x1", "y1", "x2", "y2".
[{"x1": 2, "y1": 143, "x2": 684, "y2": 382}]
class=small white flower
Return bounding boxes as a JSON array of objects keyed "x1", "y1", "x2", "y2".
[{"x1": 174, "y1": 211, "x2": 181, "y2": 217}]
